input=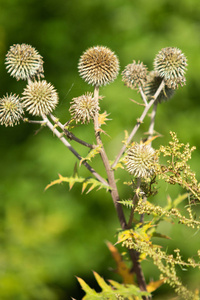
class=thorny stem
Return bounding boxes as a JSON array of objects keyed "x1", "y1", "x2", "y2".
[
  {"x1": 112, "y1": 80, "x2": 165, "y2": 169},
  {"x1": 127, "y1": 178, "x2": 142, "y2": 228},
  {"x1": 139, "y1": 86, "x2": 148, "y2": 106},
  {"x1": 93, "y1": 85, "x2": 148, "y2": 296},
  {"x1": 41, "y1": 113, "x2": 109, "y2": 188},
  {"x1": 148, "y1": 102, "x2": 158, "y2": 142},
  {"x1": 23, "y1": 118, "x2": 46, "y2": 124},
  {"x1": 49, "y1": 113, "x2": 95, "y2": 149},
  {"x1": 93, "y1": 86, "x2": 127, "y2": 228}
]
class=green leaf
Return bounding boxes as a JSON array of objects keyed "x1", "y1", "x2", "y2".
[
  {"x1": 45, "y1": 174, "x2": 109, "y2": 193},
  {"x1": 77, "y1": 277, "x2": 99, "y2": 298},
  {"x1": 79, "y1": 145, "x2": 102, "y2": 166},
  {"x1": 77, "y1": 272, "x2": 150, "y2": 300}
]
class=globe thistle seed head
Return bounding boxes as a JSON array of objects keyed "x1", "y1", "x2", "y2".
[
  {"x1": 5, "y1": 44, "x2": 44, "y2": 81},
  {"x1": 144, "y1": 71, "x2": 175, "y2": 103},
  {"x1": 122, "y1": 60, "x2": 148, "y2": 90},
  {"x1": 69, "y1": 92, "x2": 100, "y2": 124},
  {"x1": 154, "y1": 47, "x2": 187, "y2": 89},
  {"x1": 22, "y1": 80, "x2": 58, "y2": 116},
  {"x1": 125, "y1": 143, "x2": 157, "y2": 178},
  {"x1": 78, "y1": 46, "x2": 119, "y2": 87},
  {"x1": 0, "y1": 93, "x2": 24, "y2": 127}
]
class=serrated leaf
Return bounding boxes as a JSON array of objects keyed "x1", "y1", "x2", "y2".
[
  {"x1": 98, "y1": 111, "x2": 111, "y2": 126},
  {"x1": 93, "y1": 271, "x2": 113, "y2": 291},
  {"x1": 116, "y1": 229, "x2": 135, "y2": 245},
  {"x1": 45, "y1": 175, "x2": 109, "y2": 194},
  {"x1": 108, "y1": 280, "x2": 150, "y2": 298},
  {"x1": 106, "y1": 242, "x2": 135, "y2": 284},
  {"x1": 77, "y1": 277, "x2": 98, "y2": 296},
  {"x1": 146, "y1": 278, "x2": 166, "y2": 293},
  {"x1": 77, "y1": 273, "x2": 150, "y2": 300},
  {"x1": 79, "y1": 145, "x2": 102, "y2": 166}
]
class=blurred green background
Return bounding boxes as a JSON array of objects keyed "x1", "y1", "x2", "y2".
[{"x1": 0, "y1": 0, "x2": 200, "y2": 299}]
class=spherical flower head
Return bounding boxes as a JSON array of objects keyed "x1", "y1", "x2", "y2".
[
  {"x1": 78, "y1": 46, "x2": 119, "y2": 87},
  {"x1": 22, "y1": 80, "x2": 58, "y2": 116},
  {"x1": 69, "y1": 92, "x2": 100, "y2": 124},
  {"x1": 144, "y1": 71, "x2": 175, "y2": 103},
  {"x1": 0, "y1": 93, "x2": 24, "y2": 127},
  {"x1": 5, "y1": 44, "x2": 44, "y2": 81},
  {"x1": 122, "y1": 60, "x2": 148, "y2": 90},
  {"x1": 125, "y1": 143, "x2": 157, "y2": 178},
  {"x1": 154, "y1": 47, "x2": 187, "y2": 89}
]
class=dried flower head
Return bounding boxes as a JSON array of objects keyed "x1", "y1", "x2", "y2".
[
  {"x1": 22, "y1": 80, "x2": 58, "y2": 116},
  {"x1": 0, "y1": 93, "x2": 24, "y2": 127},
  {"x1": 144, "y1": 71, "x2": 175, "y2": 103},
  {"x1": 69, "y1": 92, "x2": 100, "y2": 124},
  {"x1": 5, "y1": 44, "x2": 44, "y2": 81},
  {"x1": 78, "y1": 46, "x2": 119, "y2": 87},
  {"x1": 122, "y1": 60, "x2": 148, "y2": 89},
  {"x1": 125, "y1": 143, "x2": 157, "y2": 178},
  {"x1": 154, "y1": 47, "x2": 187, "y2": 89}
]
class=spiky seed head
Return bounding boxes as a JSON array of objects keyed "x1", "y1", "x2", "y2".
[
  {"x1": 144, "y1": 71, "x2": 175, "y2": 103},
  {"x1": 22, "y1": 80, "x2": 58, "y2": 116},
  {"x1": 5, "y1": 44, "x2": 44, "y2": 81},
  {"x1": 0, "y1": 93, "x2": 24, "y2": 127},
  {"x1": 78, "y1": 46, "x2": 119, "y2": 87},
  {"x1": 125, "y1": 143, "x2": 157, "y2": 178},
  {"x1": 122, "y1": 60, "x2": 148, "y2": 90},
  {"x1": 154, "y1": 47, "x2": 187, "y2": 89},
  {"x1": 69, "y1": 92, "x2": 100, "y2": 124}
]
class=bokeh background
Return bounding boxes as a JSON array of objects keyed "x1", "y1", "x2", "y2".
[{"x1": 0, "y1": 0, "x2": 200, "y2": 299}]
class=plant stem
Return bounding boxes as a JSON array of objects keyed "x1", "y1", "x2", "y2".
[
  {"x1": 49, "y1": 113, "x2": 95, "y2": 149},
  {"x1": 112, "y1": 80, "x2": 165, "y2": 169},
  {"x1": 148, "y1": 102, "x2": 158, "y2": 141},
  {"x1": 127, "y1": 178, "x2": 142, "y2": 228},
  {"x1": 41, "y1": 113, "x2": 109, "y2": 187},
  {"x1": 93, "y1": 86, "x2": 148, "y2": 296}
]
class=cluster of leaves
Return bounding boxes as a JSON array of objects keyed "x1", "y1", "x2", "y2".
[
  {"x1": 78, "y1": 132, "x2": 200, "y2": 299},
  {"x1": 157, "y1": 132, "x2": 200, "y2": 202}
]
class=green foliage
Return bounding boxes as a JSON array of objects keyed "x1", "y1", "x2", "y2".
[
  {"x1": 45, "y1": 173, "x2": 110, "y2": 193},
  {"x1": 157, "y1": 132, "x2": 200, "y2": 202},
  {"x1": 1, "y1": 1, "x2": 200, "y2": 300},
  {"x1": 77, "y1": 271, "x2": 150, "y2": 300}
]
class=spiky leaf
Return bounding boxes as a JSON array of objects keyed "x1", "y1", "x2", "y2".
[{"x1": 45, "y1": 174, "x2": 109, "y2": 193}]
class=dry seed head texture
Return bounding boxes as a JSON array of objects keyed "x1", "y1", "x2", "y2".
[
  {"x1": 154, "y1": 47, "x2": 187, "y2": 89},
  {"x1": 144, "y1": 71, "x2": 175, "y2": 103},
  {"x1": 69, "y1": 92, "x2": 100, "y2": 124},
  {"x1": 78, "y1": 46, "x2": 119, "y2": 86},
  {"x1": 0, "y1": 93, "x2": 24, "y2": 127},
  {"x1": 5, "y1": 44, "x2": 44, "y2": 81},
  {"x1": 22, "y1": 80, "x2": 58, "y2": 116},
  {"x1": 126, "y1": 143, "x2": 156, "y2": 178},
  {"x1": 122, "y1": 60, "x2": 148, "y2": 89}
]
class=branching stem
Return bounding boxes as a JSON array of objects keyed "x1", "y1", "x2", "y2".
[
  {"x1": 93, "y1": 86, "x2": 148, "y2": 296},
  {"x1": 49, "y1": 113, "x2": 95, "y2": 149},
  {"x1": 41, "y1": 113, "x2": 109, "y2": 187},
  {"x1": 112, "y1": 80, "x2": 165, "y2": 168}
]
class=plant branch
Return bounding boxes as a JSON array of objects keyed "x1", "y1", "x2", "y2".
[
  {"x1": 41, "y1": 113, "x2": 109, "y2": 187},
  {"x1": 112, "y1": 80, "x2": 165, "y2": 169},
  {"x1": 49, "y1": 113, "x2": 95, "y2": 149},
  {"x1": 93, "y1": 86, "x2": 148, "y2": 296},
  {"x1": 148, "y1": 102, "x2": 158, "y2": 141},
  {"x1": 127, "y1": 178, "x2": 142, "y2": 228},
  {"x1": 23, "y1": 118, "x2": 46, "y2": 124}
]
